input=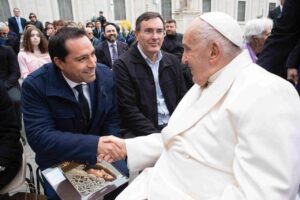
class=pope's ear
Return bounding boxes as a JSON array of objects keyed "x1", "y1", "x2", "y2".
[
  {"x1": 210, "y1": 42, "x2": 220, "y2": 62},
  {"x1": 53, "y1": 57, "x2": 64, "y2": 70}
]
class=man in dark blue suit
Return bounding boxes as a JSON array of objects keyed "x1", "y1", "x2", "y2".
[
  {"x1": 93, "y1": 20, "x2": 103, "y2": 39},
  {"x1": 8, "y1": 8, "x2": 26, "y2": 36},
  {"x1": 21, "y1": 27, "x2": 127, "y2": 200},
  {"x1": 95, "y1": 23, "x2": 128, "y2": 69}
]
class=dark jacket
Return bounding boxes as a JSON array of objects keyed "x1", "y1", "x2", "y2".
[
  {"x1": 257, "y1": 0, "x2": 300, "y2": 78},
  {"x1": 21, "y1": 63, "x2": 120, "y2": 170},
  {"x1": 27, "y1": 20, "x2": 44, "y2": 32},
  {"x1": 0, "y1": 45, "x2": 20, "y2": 89},
  {"x1": 93, "y1": 28, "x2": 102, "y2": 39},
  {"x1": 113, "y1": 45, "x2": 187, "y2": 137},
  {"x1": 161, "y1": 33, "x2": 184, "y2": 60},
  {"x1": 268, "y1": 6, "x2": 281, "y2": 27},
  {"x1": 95, "y1": 40, "x2": 128, "y2": 68},
  {"x1": 0, "y1": 81, "x2": 22, "y2": 189},
  {"x1": 8, "y1": 16, "x2": 26, "y2": 35}
]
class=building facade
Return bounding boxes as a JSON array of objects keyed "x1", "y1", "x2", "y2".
[{"x1": 1, "y1": 0, "x2": 279, "y2": 33}]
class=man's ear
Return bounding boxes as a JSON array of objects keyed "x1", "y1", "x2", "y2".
[
  {"x1": 210, "y1": 42, "x2": 220, "y2": 63},
  {"x1": 53, "y1": 57, "x2": 64, "y2": 70}
]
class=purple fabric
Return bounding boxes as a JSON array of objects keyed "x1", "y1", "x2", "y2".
[{"x1": 245, "y1": 43, "x2": 257, "y2": 63}]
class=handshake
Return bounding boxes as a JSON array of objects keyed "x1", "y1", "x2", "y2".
[{"x1": 97, "y1": 136, "x2": 127, "y2": 163}]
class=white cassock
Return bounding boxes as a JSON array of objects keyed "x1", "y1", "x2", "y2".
[{"x1": 116, "y1": 51, "x2": 300, "y2": 200}]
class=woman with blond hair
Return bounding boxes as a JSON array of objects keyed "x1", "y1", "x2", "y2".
[{"x1": 18, "y1": 26, "x2": 51, "y2": 79}]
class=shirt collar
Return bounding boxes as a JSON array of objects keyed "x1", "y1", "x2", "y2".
[
  {"x1": 61, "y1": 72, "x2": 87, "y2": 88},
  {"x1": 137, "y1": 44, "x2": 163, "y2": 64},
  {"x1": 107, "y1": 40, "x2": 117, "y2": 46}
]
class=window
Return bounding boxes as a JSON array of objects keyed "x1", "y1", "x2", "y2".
[
  {"x1": 269, "y1": 2, "x2": 276, "y2": 12},
  {"x1": 203, "y1": 0, "x2": 211, "y2": 13},
  {"x1": 0, "y1": 0, "x2": 11, "y2": 22},
  {"x1": 114, "y1": 0, "x2": 126, "y2": 20},
  {"x1": 161, "y1": 0, "x2": 172, "y2": 20},
  {"x1": 237, "y1": 1, "x2": 246, "y2": 21},
  {"x1": 57, "y1": 0, "x2": 73, "y2": 20}
]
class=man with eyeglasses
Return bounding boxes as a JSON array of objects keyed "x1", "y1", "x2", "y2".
[
  {"x1": 113, "y1": 12, "x2": 187, "y2": 138},
  {"x1": 27, "y1": 12, "x2": 44, "y2": 32},
  {"x1": 85, "y1": 27, "x2": 100, "y2": 48},
  {"x1": 0, "y1": 22, "x2": 20, "y2": 54}
]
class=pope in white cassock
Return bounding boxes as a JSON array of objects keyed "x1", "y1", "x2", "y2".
[{"x1": 104, "y1": 12, "x2": 300, "y2": 200}]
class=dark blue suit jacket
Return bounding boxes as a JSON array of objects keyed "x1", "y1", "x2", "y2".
[
  {"x1": 95, "y1": 41, "x2": 128, "y2": 68},
  {"x1": 8, "y1": 16, "x2": 26, "y2": 35},
  {"x1": 21, "y1": 63, "x2": 121, "y2": 170}
]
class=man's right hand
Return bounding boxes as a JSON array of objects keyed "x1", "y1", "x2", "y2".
[{"x1": 97, "y1": 136, "x2": 127, "y2": 163}]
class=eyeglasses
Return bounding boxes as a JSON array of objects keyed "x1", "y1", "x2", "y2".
[
  {"x1": 142, "y1": 28, "x2": 165, "y2": 36},
  {"x1": 29, "y1": 15, "x2": 36, "y2": 19},
  {"x1": 0, "y1": 32, "x2": 8, "y2": 37}
]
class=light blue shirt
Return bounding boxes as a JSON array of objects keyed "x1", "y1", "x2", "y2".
[
  {"x1": 15, "y1": 17, "x2": 23, "y2": 33},
  {"x1": 137, "y1": 44, "x2": 170, "y2": 125}
]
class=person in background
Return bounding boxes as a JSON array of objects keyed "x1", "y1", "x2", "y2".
[
  {"x1": 86, "y1": 22, "x2": 94, "y2": 29},
  {"x1": 161, "y1": 19, "x2": 183, "y2": 60},
  {"x1": 8, "y1": 8, "x2": 26, "y2": 36},
  {"x1": 85, "y1": 27, "x2": 100, "y2": 48},
  {"x1": 27, "y1": 13, "x2": 44, "y2": 32},
  {"x1": 95, "y1": 23, "x2": 128, "y2": 69},
  {"x1": 268, "y1": 0, "x2": 285, "y2": 27},
  {"x1": 244, "y1": 18, "x2": 273, "y2": 62},
  {"x1": 113, "y1": 12, "x2": 187, "y2": 138},
  {"x1": 257, "y1": 0, "x2": 300, "y2": 83},
  {"x1": 0, "y1": 45, "x2": 21, "y2": 130},
  {"x1": 93, "y1": 20, "x2": 102, "y2": 39},
  {"x1": 162, "y1": 19, "x2": 193, "y2": 89},
  {"x1": 53, "y1": 20, "x2": 65, "y2": 33},
  {"x1": 97, "y1": 11, "x2": 107, "y2": 31},
  {"x1": 0, "y1": 81, "x2": 23, "y2": 197},
  {"x1": 0, "y1": 22, "x2": 20, "y2": 54},
  {"x1": 18, "y1": 26, "x2": 50, "y2": 79},
  {"x1": 45, "y1": 23, "x2": 55, "y2": 40}
]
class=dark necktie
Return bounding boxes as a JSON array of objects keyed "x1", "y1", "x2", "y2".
[
  {"x1": 75, "y1": 84, "x2": 90, "y2": 122},
  {"x1": 111, "y1": 44, "x2": 118, "y2": 64}
]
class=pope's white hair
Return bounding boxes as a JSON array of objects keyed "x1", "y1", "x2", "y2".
[{"x1": 195, "y1": 19, "x2": 242, "y2": 57}]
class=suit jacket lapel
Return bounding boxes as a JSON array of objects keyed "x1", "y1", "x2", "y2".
[
  {"x1": 117, "y1": 42, "x2": 123, "y2": 56},
  {"x1": 45, "y1": 64, "x2": 77, "y2": 103},
  {"x1": 103, "y1": 42, "x2": 112, "y2": 67},
  {"x1": 162, "y1": 51, "x2": 252, "y2": 142}
]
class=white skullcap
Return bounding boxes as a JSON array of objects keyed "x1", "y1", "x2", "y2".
[{"x1": 200, "y1": 12, "x2": 243, "y2": 48}]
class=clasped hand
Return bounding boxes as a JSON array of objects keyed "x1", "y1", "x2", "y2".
[{"x1": 97, "y1": 136, "x2": 126, "y2": 163}]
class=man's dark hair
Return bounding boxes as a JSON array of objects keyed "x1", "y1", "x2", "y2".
[
  {"x1": 135, "y1": 12, "x2": 165, "y2": 32},
  {"x1": 48, "y1": 27, "x2": 87, "y2": 62},
  {"x1": 103, "y1": 22, "x2": 118, "y2": 33},
  {"x1": 166, "y1": 19, "x2": 176, "y2": 25}
]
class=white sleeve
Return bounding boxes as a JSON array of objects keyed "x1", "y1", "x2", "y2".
[
  {"x1": 125, "y1": 133, "x2": 164, "y2": 172},
  {"x1": 220, "y1": 82, "x2": 300, "y2": 200}
]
